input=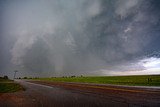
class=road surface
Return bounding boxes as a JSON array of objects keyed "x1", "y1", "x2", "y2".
[{"x1": 0, "y1": 80, "x2": 160, "y2": 107}]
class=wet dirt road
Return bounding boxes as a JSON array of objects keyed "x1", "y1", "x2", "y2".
[{"x1": 0, "y1": 80, "x2": 160, "y2": 107}]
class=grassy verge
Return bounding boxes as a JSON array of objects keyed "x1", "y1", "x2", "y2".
[
  {"x1": 0, "y1": 83, "x2": 24, "y2": 93},
  {"x1": 31, "y1": 75, "x2": 160, "y2": 86},
  {"x1": 0, "y1": 79, "x2": 25, "y2": 93},
  {"x1": 0, "y1": 78, "x2": 13, "y2": 82}
]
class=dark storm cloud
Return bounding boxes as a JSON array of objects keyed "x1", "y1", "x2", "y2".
[{"x1": 0, "y1": 0, "x2": 160, "y2": 77}]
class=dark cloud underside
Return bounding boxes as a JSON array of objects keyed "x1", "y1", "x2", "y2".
[{"x1": 0, "y1": 0, "x2": 160, "y2": 77}]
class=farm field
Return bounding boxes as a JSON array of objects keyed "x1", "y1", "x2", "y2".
[{"x1": 30, "y1": 75, "x2": 160, "y2": 86}]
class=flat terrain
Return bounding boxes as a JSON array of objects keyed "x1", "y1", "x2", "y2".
[
  {"x1": 0, "y1": 80, "x2": 160, "y2": 107},
  {"x1": 31, "y1": 75, "x2": 160, "y2": 86},
  {"x1": 0, "y1": 79, "x2": 24, "y2": 93}
]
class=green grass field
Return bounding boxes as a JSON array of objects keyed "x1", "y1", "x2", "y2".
[
  {"x1": 0, "y1": 78, "x2": 24, "y2": 93},
  {"x1": 31, "y1": 75, "x2": 160, "y2": 86}
]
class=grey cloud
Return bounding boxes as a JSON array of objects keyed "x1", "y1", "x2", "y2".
[{"x1": 0, "y1": 0, "x2": 160, "y2": 77}]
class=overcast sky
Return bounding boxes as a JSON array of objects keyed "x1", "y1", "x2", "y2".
[{"x1": 0, "y1": 0, "x2": 160, "y2": 78}]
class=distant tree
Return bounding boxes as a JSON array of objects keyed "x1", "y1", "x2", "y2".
[
  {"x1": 3, "y1": 75, "x2": 8, "y2": 79},
  {"x1": 71, "y1": 75, "x2": 76, "y2": 78},
  {"x1": 23, "y1": 77, "x2": 28, "y2": 79}
]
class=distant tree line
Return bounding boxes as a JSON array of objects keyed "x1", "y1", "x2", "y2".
[
  {"x1": 51, "y1": 75, "x2": 84, "y2": 78},
  {"x1": 0, "y1": 75, "x2": 9, "y2": 79},
  {"x1": 16, "y1": 77, "x2": 40, "y2": 79},
  {"x1": 15, "y1": 75, "x2": 84, "y2": 79}
]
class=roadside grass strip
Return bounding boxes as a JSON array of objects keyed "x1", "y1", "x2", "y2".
[{"x1": 0, "y1": 82, "x2": 25, "y2": 93}]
